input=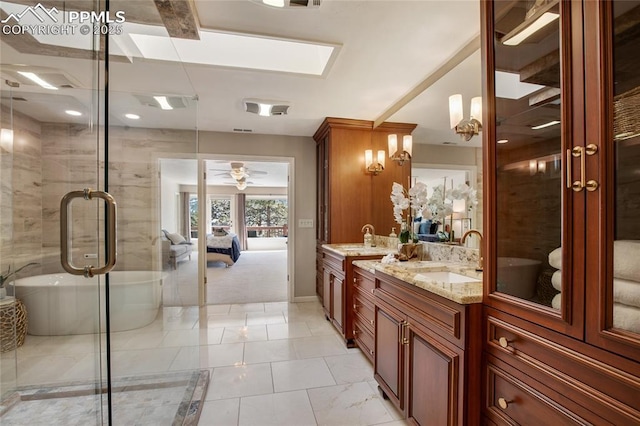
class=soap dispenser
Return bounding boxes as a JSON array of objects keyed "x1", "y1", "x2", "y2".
[
  {"x1": 361, "y1": 224, "x2": 375, "y2": 248},
  {"x1": 363, "y1": 229, "x2": 373, "y2": 248}
]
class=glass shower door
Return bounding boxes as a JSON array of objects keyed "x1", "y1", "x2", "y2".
[{"x1": 0, "y1": 0, "x2": 109, "y2": 422}]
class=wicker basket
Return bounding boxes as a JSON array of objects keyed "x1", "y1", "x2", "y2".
[{"x1": 0, "y1": 298, "x2": 28, "y2": 353}]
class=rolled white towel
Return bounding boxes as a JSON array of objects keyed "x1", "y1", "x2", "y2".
[
  {"x1": 614, "y1": 278, "x2": 640, "y2": 308},
  {"x1": 551, "y1": 293, "x2": 561, "y2": 310},
  {"x1": 613, "y1": 303, "x2": 640, "y2": 334},
  {"x1": 551, "y1": 270, "x2": 562, "y2": 292},
  {"x1": 614, "y1": 240, "x2": 640, "y2": 282},
  {"x1": 549, "y1": 247, "x2": 562, "y2": 270}
]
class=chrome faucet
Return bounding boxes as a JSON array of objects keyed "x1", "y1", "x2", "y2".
[
  {"x1": 461, "y1": 229, "x2": 483, "y2": 271},
  {"x1": 361, "y1": 224, "x2": 376, "y2": 247}
]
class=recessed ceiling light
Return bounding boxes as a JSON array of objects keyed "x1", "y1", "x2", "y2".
[
  {"x1": 125, "y1": 113, "x2": 141, "y2": 120},
  {"x1": 65, "y1": 110, "x2": 82, "y2": 116},
  {"x1": 153, "y1": 96, "x2": 173, "y2": 110},
  {"x1": 263, "y1": 0, "x2": 284, "y2": 6},
  {"x1": 497, "y1": 139, "x2": 509, "y2": 144},
  {"x1": 18, "y1": 71, "x2": 58, "y2": 90},
  {"x1": 531, "y1": 120, "x2": 560, "y2": 130}
]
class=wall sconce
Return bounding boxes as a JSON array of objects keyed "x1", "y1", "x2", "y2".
[
  {"x1": 449, "y1": 94, "x2": 482, "y2": 141},
  {"x1": 388, "y1": 134, "x2": 412, "y2": 165},
  {"x1": 365, "y1": 149, "x2": 385, "y2": 175}
]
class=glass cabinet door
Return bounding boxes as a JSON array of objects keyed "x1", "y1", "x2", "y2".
[
  {"x1": 585, "y1": 0, "x2": 640, "y2": 359},
  {"x1": 486, "y1": 0, "x2": 584, "y2": 335}
]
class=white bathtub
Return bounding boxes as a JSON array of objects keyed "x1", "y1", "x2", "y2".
[
  {"x1": 14, "y1": 271, "x2": 164, "y2": 336},
  {"x1": 497, "y1": 257, "x2": 541, "y2": 299}
]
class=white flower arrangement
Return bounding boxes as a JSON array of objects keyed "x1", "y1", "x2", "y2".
[
  {"x1": 426, "y1": 183, "x2": 478, "y2": 223},
  {"x1": 390, "y1": 181, "x2": 429, "y2": 225}
]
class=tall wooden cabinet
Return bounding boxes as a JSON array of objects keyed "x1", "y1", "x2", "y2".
[
  {"x1": 314, "y1": 117, "x2": 415, "y2": 303},
  {"x1": 314, "y1": 118, "x2": 416, "y2": 245},
  {"x1": 482, "y1": 1, "x2": 640, "y2": 424}
]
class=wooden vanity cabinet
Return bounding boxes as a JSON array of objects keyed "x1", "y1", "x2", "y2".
[
  {"x1": 482, "y1": 1, "x2": 640, "y2": 424},
  {"x1": 320, "y1": 249, "x2": 386, "y2": 346},
  {"x1": 373, "y1": 271, "x2": 482, "y2": 425},
  {"x1": 352, "y1": 267, "x2": 376, "y2": 362}
]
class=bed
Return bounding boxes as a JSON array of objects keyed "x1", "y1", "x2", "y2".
[{"x1": 206, "y1": 233, "x2": 241, "y2": 266}]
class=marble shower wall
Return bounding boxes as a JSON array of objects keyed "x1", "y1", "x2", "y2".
[
  {"x1": 1, "y1": 111, "x2": 197, "y2": 276},
  {"x1": 41, "y1": 124, "x2": 197, "y2": 273},
  {"x1": 0, "y1": 106, "x2": 44, "y2": 278}
]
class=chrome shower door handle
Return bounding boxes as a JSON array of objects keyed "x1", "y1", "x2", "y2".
[{"x1": 60, "y1": 189, "x2": 117, "y2": 277}]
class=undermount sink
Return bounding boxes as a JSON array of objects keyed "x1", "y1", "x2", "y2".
[{"x1": 414, "y1": 271, "x2": 480, "y2": 284}]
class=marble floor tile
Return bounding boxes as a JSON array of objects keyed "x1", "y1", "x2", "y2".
[
  {"x1": 198, "y1": 398, "x2": 240, "y2": 426},
  {"x1": 264, "y1": 302, "x2": 299, "y2": 313},
  {"x1": 199, "y1": 343, "x2": 245, "y2": 368},
  {"x1": 229, "y1": 303, "x2": 265, "y2": 313},
  {"x1": 367, "y1": 380, "x2": 405, "y2": 421},
  {"x1": 198, "y1": 327, "x2": 225, "y2": 345},
  {"x1": 239, "y1": 390, "x2": 316, "y2": 426},
  {"x1": 293, "y1": 334, "x2": 349, "y2": 359},
  {"x1": 207, "y1": 313, "x2": 248, "y2": 328},
  {"x1": 267, "y1": 322, "x2": 312, "y2": 340},
  {"x1": 307, "y1": 382, "x2": 394, "y2": 426},
  {"x1": 271, "y1": 358, "x2": 336, "y2": 392},
  {"x1": 301, "y1": 319, "x2": 339, "y2": 336},
  {"x1": 204, "y1": 304, "x2": 232, "y2": 315},
  {"x1": 324, "y1": 352, "x2": 374, "y2": 384},
  {"x1": 222, "y1": 325, "x2": 268, "y2": 344},
  {"x1": 206, "y1": 363, "x2": 273, "y2": 400},
  {"x1": 246, "y1": 312, "x2": 286, "y2": 325},
  {"x1": 243, "y1": 339, "x2": 297, "y2": 364},
  {"x1": 109, "y1": 347, "x2": 181, "y2": 377},
  {"x1": 161, "y1": 329, "x2": 200, "y2": 347}
]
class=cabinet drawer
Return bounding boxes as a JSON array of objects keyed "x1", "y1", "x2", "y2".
[
  {"x1": 354, "y1": 270, "x2": 375, "y2": 296},
  {"x1": 353, "y1": 292, "x2": 375, "y2": 332},
  {"x1": 485, "y1": 360, "x2": 590, "y2": 425},
  {"x1": 486, "y1": 314, "x2": 640, "y2": 424},
  {"x1": 353, "y1": 318, "x2": 375, "y2": 362},
  {"x1": 322, "y1": 250, "x2": 345, "y2": 274}
]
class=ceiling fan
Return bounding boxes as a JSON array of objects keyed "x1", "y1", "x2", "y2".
[{"x1": 210, "y1": 161, "x2": 268, "y2": 180}]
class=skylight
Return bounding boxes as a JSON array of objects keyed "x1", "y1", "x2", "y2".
[
  {"x1": 129, "y1": 29, "x2": 338, "y2": 76},
  {"x1": 495, "y1": 71, "x2": 545, "y2": 100}
]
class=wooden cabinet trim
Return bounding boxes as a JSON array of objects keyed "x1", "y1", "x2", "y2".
[
  {"x1": 376, "y1": 272, "x2": 464, "y2": 346},
  {"x1": 485, "y1": 356, "x2": 593, "y2": 425},
  {"x1": 486, "y1": 313, "x2": 640, "y2": 423}
]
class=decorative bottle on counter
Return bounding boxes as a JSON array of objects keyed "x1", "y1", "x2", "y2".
[
  {"x1": 389, "y1": 227, "x2": 397, "y2": 238},
  {"x1": 363, "y1": 229, "x2": 373, "y2": 248}
]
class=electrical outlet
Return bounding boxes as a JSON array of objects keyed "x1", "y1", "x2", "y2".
[{"x1": 298, "y1": 219, "x2": 314, "y2": 228}]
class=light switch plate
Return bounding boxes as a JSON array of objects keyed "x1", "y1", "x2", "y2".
[{"x1": 298, "y1": 219, "x2": 314, "y2": 228}]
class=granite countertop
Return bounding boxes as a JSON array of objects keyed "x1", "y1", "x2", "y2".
[
  {"x1": 352, "y1": 259, "x2": 483, "y2": 305},
  {"x1": 322, "y1": 243, "x2": 398, "y2": 257}
]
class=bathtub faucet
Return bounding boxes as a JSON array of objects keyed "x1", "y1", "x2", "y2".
[{"x1": 461, "y1": 230, "x2": 483, "y2": 272}]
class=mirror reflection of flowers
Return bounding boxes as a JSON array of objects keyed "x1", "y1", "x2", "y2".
[
  {"x1": 425, "y1": 183, "x2": 478, "y2": 223},
  {"x1": 390, "y1": 182, "x2": 429, "y2": 243}
]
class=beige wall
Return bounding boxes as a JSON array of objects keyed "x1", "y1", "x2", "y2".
[{"x1": 198, "y1": 131, "x2": 316, "y2": 299}]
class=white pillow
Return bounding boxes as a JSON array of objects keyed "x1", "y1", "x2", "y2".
[{"x1": 167, "y1": 232, "x2": 186, "y2": 245}]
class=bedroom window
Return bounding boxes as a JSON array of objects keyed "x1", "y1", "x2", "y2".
[
  {"x1": 245, "y1": 197, "x2": 288, "y2": 237},
  {"x1": 211, "y1": 198, "x2": 232, "y2": 229}
]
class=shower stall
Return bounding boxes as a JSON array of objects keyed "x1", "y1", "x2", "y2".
[{"x1": 1, "y1": 1, "x2": 203, "y2": 424}]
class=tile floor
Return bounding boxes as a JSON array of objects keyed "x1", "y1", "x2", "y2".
[{"x1": 5, "y1": 300, "x2": 408, "y2": 425}]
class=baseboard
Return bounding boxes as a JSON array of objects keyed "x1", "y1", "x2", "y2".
[{"x1": 292, "y1": 296, "x2": 319, "y2": 303}]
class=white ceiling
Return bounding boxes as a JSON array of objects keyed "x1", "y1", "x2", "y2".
[{"x1": 0, "y1": 0, "x2": 483, "y2": 147}]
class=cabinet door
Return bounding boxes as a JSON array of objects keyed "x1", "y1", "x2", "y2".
[
  {"x1": 332, "y1": 274, "x2": 344, "y2": 330},
  {"x1": 374, "y1": 301, "x2": 405, "y2": 410},
  {"x1": 323, "y1": 268, "x2": 331, "y2": 317},
  {"x1": 483, "y1": 0, "x2": 585, "y2": 338},
  {"x1": 583, "y1": 0, "x2": 640, "y2": 359},
  {"x1": 406, "y1": 319, "x2": 462, "y2": 426}
]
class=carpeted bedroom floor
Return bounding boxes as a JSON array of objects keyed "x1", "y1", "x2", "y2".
[
  {"x1": 161, "y1": 250, "x2": 288, "y2": 306},
  {"x1": 206, "y1": 250, "x2": 288, "y2": 305}
]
